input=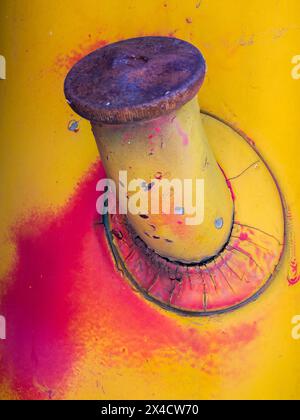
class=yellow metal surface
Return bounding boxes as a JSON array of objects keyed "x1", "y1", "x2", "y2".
[{"x1": 0, "y1": 0, "x2": 300, "y2": 400}]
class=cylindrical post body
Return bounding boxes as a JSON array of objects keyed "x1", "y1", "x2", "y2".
[{"x1": 93, "y1": 97, "x2": 234, "y2": 263}]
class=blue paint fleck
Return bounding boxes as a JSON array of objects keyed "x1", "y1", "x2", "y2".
[
  {"x1": 215, "y1": 217, "x2": 224, "y2": 229},
  {"x1": 68, "y1": 120, "x2": 80, "y2": 133}
]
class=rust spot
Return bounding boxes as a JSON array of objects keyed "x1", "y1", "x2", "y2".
[{"x1": 64, "y1": 37, "x2": 206, "y2": 124}]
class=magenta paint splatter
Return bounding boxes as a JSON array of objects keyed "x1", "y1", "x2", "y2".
[{"x1": 174, "y1": 121, "x2": 189, "y2": 146}]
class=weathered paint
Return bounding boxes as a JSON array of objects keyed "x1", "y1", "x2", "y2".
[
  {"x1": 0, "y1": 0, "x2": 300, "y2": 401},
  {"x1": 0, "y1": 162, "x2": 260, "y2": 399},
  {"x1": 105, "y1": 114, "x2": 285, "y2": 315},
  {"x1": 93, "y1": 98, "x2": 234, "y2": 263}
]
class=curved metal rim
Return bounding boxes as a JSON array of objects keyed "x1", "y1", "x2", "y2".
[{"x1": 103, "y1": 111, "x2": 288, "y2": 317}]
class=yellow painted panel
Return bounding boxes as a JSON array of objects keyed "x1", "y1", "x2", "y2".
[{"x1": 0, "y1": 0, "x2": 299, "y2": 400}]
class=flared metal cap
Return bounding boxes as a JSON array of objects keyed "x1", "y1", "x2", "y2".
[{"x1": 64, "y1": 36, "x2": 206, "y2": 124}]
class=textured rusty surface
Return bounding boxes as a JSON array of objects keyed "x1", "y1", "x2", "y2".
[{"x1": 64, "y1": 36, "x2": 206, "y2": 124}]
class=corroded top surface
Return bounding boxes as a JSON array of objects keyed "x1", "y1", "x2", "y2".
[{"x1": 64, "y1": 37, "x2": 206, "y2": 124}]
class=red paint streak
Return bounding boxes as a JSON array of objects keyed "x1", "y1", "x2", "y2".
[
  {"x1": 0, "y1": 162, "x2": 259, "y2": 399},
  {"x1": 0, "y1": 163, "x2": 102, "y2": 399},
  {"x1": 218, "y1": 165, "x2": 236, "y2": 201},
  {"x1": 288, "y1": 276, "x2": 300, "y2": 286},
  {"x1": 174, "y1": 121, "x2": 189, "y2": 146},
  {"x1": 288, "y1": 259, "x2": 300, "y2": 286},
  {"x1": 226, "y1": 178, "x2": 236, "y2": 201}
]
